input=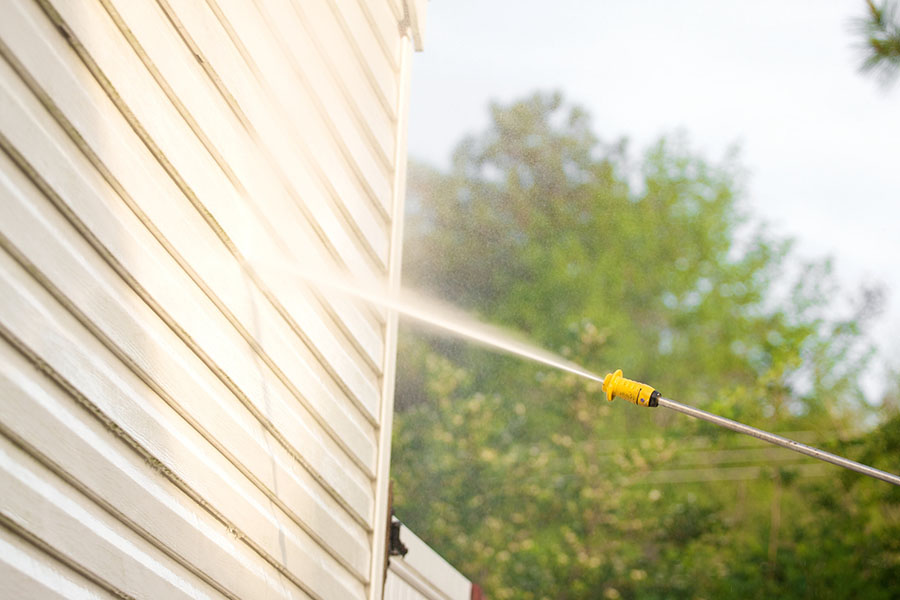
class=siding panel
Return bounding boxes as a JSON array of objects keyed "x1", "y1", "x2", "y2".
[
  {"x1": 326, "y1": 0, "x2": 399, "y2": 123},
  {"x1": 206, "y1": 0, "x2": 395, "y2": 224},
  {"x1": 0, "y1": 342, "x2": 306, "y2": 600},
  {"x1": 250, "y1": 0, "x2": 396, "y2": 188},
  {"x1": 1, "y1": 0, "x2": 383, "y2": 421},
  {"x1": 0, "y1": 193, "x2": 372, "y2": 583},
  {"x1": 384, "y1": 525, "x2": 472, "y2": 600},
  {"x1": 0, "y1": 530, "x2": 120, "y2": 600},
  {"x1": 0, "y1": 436, "x2": 231, "y2": 600},
  {"x1": 0, "y1": 243, "x2": 367, "y2": 598},
  {"x1": 0, "y1": 0, "x2": 410, "y2": 597},
  {"x1": 0, "y1": 60, "x2": 380, "y2": 476},
  {"x1": 358, "y1": 0, "x2": 403, "y2": 70},
  {"x1": 105, "y1": 0, "x2": 394, "y2": 320},
  {"x1": 0, "y1": 77, "x2": 377, "y2": 526},
  {"x1": 296, "y1": 0, "x2": 398, "y2": 123}
]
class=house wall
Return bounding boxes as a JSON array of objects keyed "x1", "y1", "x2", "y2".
[
  {"x1": 384, "y1": 524, "x2": 472, "y2": 600},
  {"x1": 0, "y1": 0, "x2": 419, "y2": 598}
]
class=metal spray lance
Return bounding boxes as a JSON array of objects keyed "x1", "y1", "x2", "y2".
[{"x1": 602, "y1": 369, "x2": 900, "y2": 487}]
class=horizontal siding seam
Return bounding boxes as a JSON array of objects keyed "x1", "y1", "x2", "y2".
[
  {"x1": 0, "y1": 58, "x2": 377, "y2": 478},
  {"x1": 283, "y1": 0, "x2": 397, "y2": 178},
  {"x1": 0, "y1": 18, "x2": 386, "y2": 452},
  {"x1": 155, "y1": 0, "x2": 392, "y2": 271},
  {"x1": 0, "y1": 140, "x2": 375, "y2": 536},
  {"x1": 103, "y1": 0, "x2": 389, "y2": 311},
  {"x1": 157, "y1": 0, "x2": 389, "y2": 330},
  {"x1": 387, "y1": 0, "x2": 404, "y2": 21},
  {"x1": 0, "y1": 276, "x2": 370, "y2": 594},
  {"x1": 0, "y1": 513, "x2": 135, "y2": 600},
  {"x1": 273, "y1": 0, "x2": 398, "y2": 201},
  {"x1": 388, "y1": 559, "x2": 456, "y2": 600},
  {"x1": 158, "y1": 0, "x2": 384, "y2": 272},
  {"x1": 0, "y1": 335, "x2": 332, "y2": 600},
  {"x1": 300, "y1": 0, "x2": 398, "y2": 124},
  {"x1": 0, "y1": 129, "x2": 376, "y2": 481},
  {"x1": 99, "y1": 0, "x2": 387, "y2": 373},
  {"x1": 355, "y1": 0, "x2": 401, "y2": 71},
  {"x1": 30, "y1": 0, "x2": 384, "y2": 425},
  {"x1": 0, "y1": 423, "x2": 242, "y2": 600},
  {"x1": 0, "y1": 232, "x2": 375, "y2": 563},
  {"x1": 321, "y1": 0, "x2": 398, "y2": 111},
  {"x1": 240, "y1": 0, "x2": 395, "y2": 219}
]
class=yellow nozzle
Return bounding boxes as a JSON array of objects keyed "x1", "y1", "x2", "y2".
[{"x1": 602, "y1": 369, "x2": 659, "y2": 407}]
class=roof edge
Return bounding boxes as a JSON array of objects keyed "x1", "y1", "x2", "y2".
[{"x1": 403, "y1": 0, "x2": 427, "y2": 51}]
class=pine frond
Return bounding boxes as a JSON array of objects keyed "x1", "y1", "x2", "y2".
[{"x1": 854, "y1": 0, "x2": 900, "y2": 86}]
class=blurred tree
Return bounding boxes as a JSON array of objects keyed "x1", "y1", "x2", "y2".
[
  {"x1": 856, "y1": 0, "x2": 900, "y2": 86},
  {"x1": 391, "y1": 92, "x2": 892, "y2": 599}
]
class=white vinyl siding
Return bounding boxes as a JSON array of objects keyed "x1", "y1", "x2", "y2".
[
  {"x1": 0, "y1": 0, "x2": 410, "y2": 599},
  {"x1": 384, "y1": 525, "x2": 472, "y2": 600}
]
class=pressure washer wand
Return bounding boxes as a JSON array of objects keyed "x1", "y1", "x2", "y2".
[{"x1": 602, "y1": 369, "x2": 900, "y2": 487}]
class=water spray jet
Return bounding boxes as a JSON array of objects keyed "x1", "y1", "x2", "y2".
[{"x1": 261, "y1": 260, "x2": 900, "y2": 487}]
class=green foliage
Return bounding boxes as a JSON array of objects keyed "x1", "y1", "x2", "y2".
[
  {"x1": 391, "y1": 92, "x2": 895, "y2": 598},
  {"x1": 855, "y1": 0, "x2": 900, "y2": 86}
]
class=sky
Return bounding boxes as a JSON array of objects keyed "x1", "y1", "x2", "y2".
[{"x1": 405, "y1": 0, "x2": 900, "y2": 399}]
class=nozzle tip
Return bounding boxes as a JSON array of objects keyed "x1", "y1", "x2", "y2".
[
  {"x1": 601, "y1": 369, "x2": 658, "y2": 407},
  {"x1": 602, "y1": 369, "x2": 623, "y2": 403}
]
